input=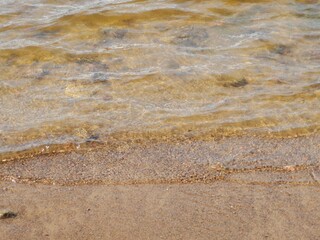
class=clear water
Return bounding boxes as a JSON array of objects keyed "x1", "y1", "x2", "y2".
[{"x1": 0, "y1": 0, "x2": 319, "y2": 157}]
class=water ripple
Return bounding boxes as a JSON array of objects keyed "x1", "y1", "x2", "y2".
[{"x1": 0, "y1": 0, "x2": 319, "y2": 155}]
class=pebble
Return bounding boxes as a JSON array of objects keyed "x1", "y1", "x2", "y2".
[{"x1": 0, "y1": 209, "x2": 17, "y2": 219}]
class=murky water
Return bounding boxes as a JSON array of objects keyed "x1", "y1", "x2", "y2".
[{"x1": 0, "y1": 0, "x2": 319, "y2": 157}]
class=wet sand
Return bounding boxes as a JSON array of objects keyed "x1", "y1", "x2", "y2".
[{"x1": 1, "y1": 134, "x2": 320, "y2": 239}]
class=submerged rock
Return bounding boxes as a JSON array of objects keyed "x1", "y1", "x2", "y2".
[
  {"x1": 226, "y1": 78, "x2": 248, "y2": 88},
  {"x1": 172, "y1": 26, "x2": 209, "y2": 47},
  {"x1": 0, "y1": 209, "x2": 17, "y2": 219},
  {"x1": 102, "y1": 28, "x2": 128, "y2": 40},
  {"x1": 271, "y1": 44, "x2": 291, "y2": 55},
  {"x1": 216, "y1": 75, "x2": 249, "y2": 88},
  {"x1": 92, "y1": 72, "x2": 109, "y2": 81},
  {"x1": 75, "y1": 58, "x2": 98, "y2": 65},
  {"x1": 34, "y1": 29, "x2": 59, "y2": 39},
  {"x1": 35, "y1": 69, "x2": 50, "y2": 80},
  {"x1": 86, "y1": 134, "x2": 100, "y2": 142}
]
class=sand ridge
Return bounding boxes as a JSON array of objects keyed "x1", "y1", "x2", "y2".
[{"x1": 0, "y1": 135, "x2": 319, "y2": 186}]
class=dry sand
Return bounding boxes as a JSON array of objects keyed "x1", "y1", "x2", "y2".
[{"x1": 1, "y1": 134, "x2": 320, "y2": 239}]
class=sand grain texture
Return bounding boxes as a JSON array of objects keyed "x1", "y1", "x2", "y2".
[{"x1": 1, "y1": 135, "x2": 320, "y2": 239}]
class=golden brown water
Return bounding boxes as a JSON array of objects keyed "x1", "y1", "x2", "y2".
[{"x1": 0, "y1": 0, "x2": 319, "y2": 157}]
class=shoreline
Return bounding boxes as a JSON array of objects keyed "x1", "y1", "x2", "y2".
[
  {"x1": 1, "y1": 134, "x2": 319, "y2": 239},
  {"x1": 0, "y1": 134, "x2": 319, "y2": 186}
]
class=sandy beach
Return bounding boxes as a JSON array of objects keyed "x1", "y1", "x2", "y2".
[
  {"x1": 1, "y1": 134, "x2": 320, "y2": 239},
  {"x1": 1, "y1": 0, "x2": 319, "y2": 239}
]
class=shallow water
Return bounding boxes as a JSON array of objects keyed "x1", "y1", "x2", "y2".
[{"x1": 0, "y1": 0, "x2": 319, "y2": 156}]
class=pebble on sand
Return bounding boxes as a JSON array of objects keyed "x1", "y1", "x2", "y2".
[{"x1": 0, "y1": 209, "x2": 17, "y2": 219}]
